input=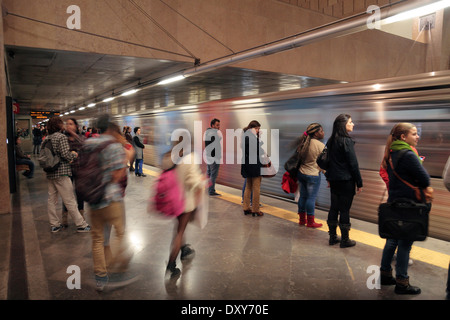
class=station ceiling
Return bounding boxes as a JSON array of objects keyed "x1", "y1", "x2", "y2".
[{"x1": 5, "y1": 45, "x2": 341, "y2": 122}]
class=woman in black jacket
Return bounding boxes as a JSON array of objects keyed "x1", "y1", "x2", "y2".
[
  {"x1": 379, "y1": 123, "x2": 430, "y2": 295},
  {"x1": 326, "y1": 114, "x2": 363, "y2": 248},
  {"x1": 241, "y1": 120, "x2": 264, "y2": 216}
]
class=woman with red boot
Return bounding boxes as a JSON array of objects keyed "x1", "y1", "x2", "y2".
[{"x1": 296, "y1": 123, "x2": 325, "y2": 228}]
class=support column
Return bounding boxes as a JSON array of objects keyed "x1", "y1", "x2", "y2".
[{"x1": 0, "y1": 0, "x2": 12, "y2": 214}]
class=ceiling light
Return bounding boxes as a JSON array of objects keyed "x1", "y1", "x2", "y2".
[
  {"x1": 121, "y1": 89, "x2": 139, "y2": 96},
  {"x1": 70, "y1": 110, "x2": 75, "y2": 113},
  {"x1": 64, "y1": 112, "x2": 69, "y2": 115},
  {"x1": 78, "y1": 106, "x2": 85, "y2": 111},
  {"x1": 157, "y1": 75, "x2": 185, "y2": 85},
  {"x1": 87, "y1": 103, "x2": 96, "y2": 107},
  {"x1": 382, "y1": 0, "x2": 450, "y2": 24},
  {"x1": 103, "y1": 97, "x2": 115, "y2": 102}
]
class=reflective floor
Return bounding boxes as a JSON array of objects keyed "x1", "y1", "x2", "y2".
[{"x1": 2, "y1": 158, "x2": 449, "y2": 303}]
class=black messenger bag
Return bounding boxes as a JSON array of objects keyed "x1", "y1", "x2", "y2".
[{"x1": 378, "y1": 198, "x2": 430, "y2": 241}]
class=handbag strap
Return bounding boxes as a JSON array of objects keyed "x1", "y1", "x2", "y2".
[{"x1": 388, "y1": 151, "x2": 419, "y2": 193}]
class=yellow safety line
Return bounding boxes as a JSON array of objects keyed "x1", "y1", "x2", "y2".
[{"x1": 142, "y1": 168, "x2": 450, "y2": 269}]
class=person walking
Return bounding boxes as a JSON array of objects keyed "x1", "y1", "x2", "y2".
[
  {"x1": 379, "y1": 122, "x2": 430, "y2": 295},
  {"x1": 325, "y1": 114, "x2": 362, "y2": 247},
  {"x1": 296, "y1": 123, "x2": 325, "y2": 228},
  {"x1": 161, "y1": 140, "x2": 205, "y2": 278},
  {"x1": 204, "y1": 118, "x2": 223, "y2": 196},
  {"x1": 61, "y1": 118, "x2": 85, "y2": 227},
  {"x1": 241, "y1": 120, "x2": 264, "y2": 217},
  {"x1": 133, "y1": 127, "x2": 146, "y2": 177},
  {"x1": 124, "y1": 126, "x2": 135, "y2": 172},
  {"x1": 32, "y1": 124, "x2": 43, "y2": 155},
  {"x1": 444, "y1": 156, "x2": 450, "y2": 299},
  {"x1": 86, "y1": 115, "x2": 136, "y2": 291},
  {"x1": 44, "y1": 116, "x2": 90, "y2": 233}
]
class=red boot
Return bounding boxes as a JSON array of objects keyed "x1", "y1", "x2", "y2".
[
  {"x1": 307, "y1": 215, "x2": 323, "y2": 228},
  {"x1": 298, "y1": 212, "x2": 306, "y2": 226}
]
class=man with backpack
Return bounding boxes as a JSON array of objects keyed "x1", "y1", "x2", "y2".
[
  {"x1": 42, "y1": 117, "x2": 90, "y2": 233},
  {"x1": 81, "y1": 114, "x2": 137, "y2": 292}
]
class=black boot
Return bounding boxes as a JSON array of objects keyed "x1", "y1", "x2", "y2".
[
  {"x1": 395, "y1": 277, "x2": 421, "y2": 295},
  {"x1": 166, "y1": 261, "x2": 181, "y2": 278},
  {"x1": 327, "y1": 220, "x2": 341, "y2": 245},
  {"x1": 339, "y1": 223, "x2": 356, "y2": 248}
]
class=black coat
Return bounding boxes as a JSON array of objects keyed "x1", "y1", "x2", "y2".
[
  {"x1": 241, "y1": 132, "x2": 263, "y2": 178},
  {"x1": 387, "y1": 150, "x2": 430, "y2": 202},
  {"x1": 325, "y1": 136, "x2": 363, "y2": 188}
]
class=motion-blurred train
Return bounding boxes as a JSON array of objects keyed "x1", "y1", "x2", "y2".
[{"x1": 112, "y1": 70, "x2": 450, "y2": 241}]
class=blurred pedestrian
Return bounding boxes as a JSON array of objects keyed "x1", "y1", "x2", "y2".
[
  {"x1": 241, "y1": 120, "x2": 264, "y2": 217},
  {"x1": 124, "y1": 126, "x2": 135, "y2": 172},
  {"x1": 133, "y1": 127, "x2": 146, "y2": 177},
  {"x1": 204, "y1": 118, "x2": 222, "y2": 196},
  {"x1": 325, "y1": 114, "x2": 362, "y2": 247},
  {"x1": 296, "y1": 123, "x2": 325, "y2": 228},
  {"x1": 86, "y1": 114, "x2": 136, "y2": 291},
  {"x1": 161, "y1": 139, "x2": 205, "y2": 277},
  {"x1": 379, "y1": 122, "x2": 430, "y2": 295},
  {"x1": 61, "y1": 118, "x2": 85, "y2": 227},
  {"x1": 442, "y1": 155, "x2": 449, "y2": 299},
  {"x1": 15, "y1": 136, "x2": 35, "y2": 179},
  {"x1": 32, "y1": 124, "x2": 43, "y2": 154},
  {"x1": 44, "y1": 117, "x2": 90, "y2": 233}
]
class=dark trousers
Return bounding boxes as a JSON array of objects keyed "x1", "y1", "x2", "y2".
[
  {"x1": 16, "y1": 158, "x2": 35, "y2": 178},
  {"x1": 327, "y1": 180, "x2": 356, "y2": 224}
]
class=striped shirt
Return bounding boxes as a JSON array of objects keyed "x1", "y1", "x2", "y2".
[{"x1": 45, "y1": 132, "x2": 77, "y2": 180}]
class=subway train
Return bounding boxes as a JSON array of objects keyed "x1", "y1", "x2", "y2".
[{"x1": 111, "y1": 70, "x2": 450, "y2": 241}]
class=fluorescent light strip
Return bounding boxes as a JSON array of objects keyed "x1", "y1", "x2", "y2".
[
  {"x1": 121, "y1": 89, "x2": 139, "y2": 96},
  {"x1": 383, "y1": 0, "x2": 450, "y2": 24},
  {"x1": 103, "y1": 97, "x2": 115, "y2": 102},
  {"x1": 157, "y1": 75, "x2": 185, "y2": 85}
]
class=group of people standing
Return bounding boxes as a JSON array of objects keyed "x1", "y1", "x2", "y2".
[
  {"x1": 285, "y1": 114, "x2": 438, "y2": 295},
  {"x1": 236, "y1": 113, "x2": 440, "y2": 296}
]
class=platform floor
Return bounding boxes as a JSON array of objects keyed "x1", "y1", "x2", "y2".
[{"x1": 1, "y1": 158, "x2": 449, "y2": 305}]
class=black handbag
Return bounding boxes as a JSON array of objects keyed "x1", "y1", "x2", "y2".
[
  {"x1": 378, "y1": 198, "x2": 430, "y2": 241},
  {"x1": 316, "y1": 146, "x2": 329, "y2": 170}
]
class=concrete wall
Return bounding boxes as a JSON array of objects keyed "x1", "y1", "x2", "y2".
[{"x1": 2, "y1": 0, "x2": 435, "y2": 82}]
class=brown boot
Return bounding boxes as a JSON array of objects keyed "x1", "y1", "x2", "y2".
[{"x1": 395, "y1": 277, "x2": 421, "y2": 295}]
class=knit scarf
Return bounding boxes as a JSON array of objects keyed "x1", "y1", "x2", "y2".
[{"x1": 390, "y1": 140, "x2": 422, "y2": 164}]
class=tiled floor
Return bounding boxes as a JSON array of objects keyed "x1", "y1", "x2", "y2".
[{"x1": 2, "y1": 161, "x2": 449, "y2": 303}]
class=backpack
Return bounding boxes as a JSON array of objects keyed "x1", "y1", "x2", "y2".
[
  {"x1": 75, "y1": 140, "x2": 114, "y2": 205},
  {"x1": 153, "y1": 165, "x2": 185, "y2": 217},
  {"x1": 38, "y1": 137, "x2": 61, "y2": 172}
]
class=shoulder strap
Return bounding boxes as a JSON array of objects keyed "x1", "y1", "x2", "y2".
[{"x1": 388, "y1": 150, "x2": 418, "y2": 192}]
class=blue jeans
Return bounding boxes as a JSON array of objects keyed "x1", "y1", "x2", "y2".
[
  {"x1": 380, "y1": 239, "x2": 414, "y2": 279},
  {"x1": 135, "y1": 159, "x2": 143, "y2": 175},
  {"x1": 297, "y1": 172, "x2": 321, "y2": 216},
  {"x1": 207, "y1": 163, "x2": 220, "y2": 194},
  {"x1": 16, "y1": 158, "x2": 34, "y2": 178}
]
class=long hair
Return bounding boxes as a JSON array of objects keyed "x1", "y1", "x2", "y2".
[
  {"x1": 328, "y1": 114, "x2": 351, "y2": 148},
  {"x1": 67, "y1": 117, "x2": 80, "y2": 134},
  {"x1": 381, "y1": 122, "x2": 416, "y2": 169},
  {"x1": 243, "y1": 120, "x2": 261, "y2": 133},
  {"x1": 297, "y1": 123, "x2": 323, "y2": 164}
]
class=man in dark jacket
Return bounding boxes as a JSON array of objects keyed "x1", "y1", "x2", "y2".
[{"x1": 15, "y1": 136, "x2": 35, "y2": 179}]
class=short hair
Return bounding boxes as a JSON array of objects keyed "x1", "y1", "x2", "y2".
[
  {"x1": 211, "y1": 118, "x2": 220, "y2": 127},
  {"x1": 134, "y1": 127, "x2": 140, "y2": 134},
  {"x1": 47, "y1": 116, "x2": 64, "y2": 134}
]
